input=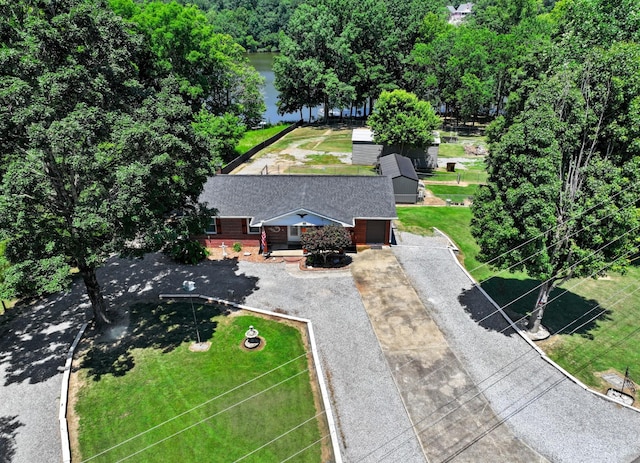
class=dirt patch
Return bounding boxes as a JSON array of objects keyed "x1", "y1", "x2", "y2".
[
  {"x1": 206, "y1": 246, "x2": 283, "y2": 263},
  {"x1": 67, "y1": 359, "x2": 85, "y2": 463}
]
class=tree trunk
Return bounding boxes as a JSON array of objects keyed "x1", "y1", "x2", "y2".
[
  {"x1": 527, "y1": 281, "x2": 552, "y2": 333},
  {"x1": 79, "y1": 264, "x2": 111, "y2": 328},
  {"x1": 324, "y1": 95, "x2": 329, "y2": 124}
]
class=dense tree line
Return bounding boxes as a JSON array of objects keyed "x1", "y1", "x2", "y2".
[
  {"x1": 273, "y1": 0, "x2": 548, "y2": 122},
  {"x1": 174, "y1": 0, "x2": 304, "y2": 51}
]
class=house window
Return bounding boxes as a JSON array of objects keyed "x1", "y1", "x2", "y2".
[
  {"x1": 205, "y1": 218, "x2": 217, "y2": 234},
  {"x1": 247, "y1": 219, "x2": 260, "y2": 234}
]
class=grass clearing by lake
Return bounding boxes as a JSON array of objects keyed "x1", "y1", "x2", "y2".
[
  {"x1": 395, "y1": 206, "x2": 640, "y2": 393},
  {"x1": 298, "y1": 130, "x2": 352, "y2": 152},
  {"x1": 74, "y1": 304, "x2": 324, "y2": 463},
  {"x1": 235, "y1": 123, "x2": 291, "y2": 155}
]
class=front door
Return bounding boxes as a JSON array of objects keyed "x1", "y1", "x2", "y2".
[{"x1": 288, "y1": 226, "x2": 301, "y2": 242}]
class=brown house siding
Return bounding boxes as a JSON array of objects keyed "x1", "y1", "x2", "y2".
[
  {"x1": 353, "y1": 220, "x2": 368, "y2": 245},
  {"x1": 198, "y1": 218, "x2": 391, "y2": 248},
  {"x1": 263, "y1": 226, "x2": 288, "y2": 244},
  {"x1": 199, "y1": 218, "x2": 260, "y2": 248}
]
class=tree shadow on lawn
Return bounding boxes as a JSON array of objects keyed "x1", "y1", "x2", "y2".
[
  {"x1": 0, "y1": 253, "x2": 259, "y2": 386},
  {"x1": 80, "y1": 301, "x2": 223, "y2": 381},
  {"x1": 0, "y1": 415, "x2": 23, "y2": 463},
  {"x1": 458, "y1": 277, "x2": 611, "y2": 338}
]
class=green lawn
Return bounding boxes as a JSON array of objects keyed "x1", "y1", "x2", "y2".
[
  {"x1": 298, "y1": 130, "x2": 352, "y2": 152},
  {"x1": 235, "y1": 124, "x2": 291, "y2": 154},
  {"x1": 396, "y1": 206, "x2": 492, "y2": 282},
  {"x1": 395, "y1": 206, "x2": 640, "y2": 392},
  {"x1": 438, "y1": 143, "x2": 465, "y2": 157},
  {"x1": 426, "y1": 184, "x2": 478, "y2": 201},
  {"x1": 75, "y1": 304, "x2": 323, "y2": 463}
]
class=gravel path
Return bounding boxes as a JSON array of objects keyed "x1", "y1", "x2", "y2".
[
  {"x1": 1, "y1": 253, "x2": 422, "y2": 462},
  {"x1": 239, "y1": 261, "x2": 426, "y2": 462},
  {"x1": 392, "y1": 231, "x2": 640, "y2": 463},
  {"x1": 0, "y1": 288, "x2": 86, "y2": 463},
  {"x1": 5, "y1": 234, "x2": 640, "y2": 462}
]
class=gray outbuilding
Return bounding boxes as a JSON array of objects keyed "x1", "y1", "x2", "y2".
[
  {"x1": 352, "y1": 128, "x2": 439, "y2": 170},
  {"x1": 379, "y1": 153, "x2": 420, "y2": 203}
]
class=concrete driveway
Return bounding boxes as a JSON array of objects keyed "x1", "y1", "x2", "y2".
[{"x1": 350, "y1": 247, "x2": 545, "y2": 462}]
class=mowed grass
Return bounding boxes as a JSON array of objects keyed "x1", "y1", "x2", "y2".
[
  {"x1": 75, "y1": 304, "x2": 323, "y2": 463},
  {"x1": 438, "y1": 143, "x2": 465, "y2": 157},
  {"x1": 396, "y1": 206, "x2": 491, "y2": 281},
  {"x1": 297, "y1": 130, "x2": 352, "y2": 152},
  {"x1": 235, "y1": 123, "x2": 291, "y2": 154},
  {"x1": 256, "y1": 127, "x2": 352, "y2": 157},
  {"x1": 395, "y1": 206, "x2": 640, "y2": 391},
  {"x1": 426, "y1": 184, "x2": 479, "y2": 200}
]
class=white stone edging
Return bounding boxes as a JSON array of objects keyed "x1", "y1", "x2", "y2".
[
  {"x1": 443, "y1": 243, "x2": 639, "y2": 414},
  {"x1": 60, "y1": 322, "x2": 88, "y2": 463},
  {"x1": 159, "y1": 293, "x2": 344, "y2": 462},
  {"x1": 433, "y1": 226, "x2": 459, "y2": 253}
]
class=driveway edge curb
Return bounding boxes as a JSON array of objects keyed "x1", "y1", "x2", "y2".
[{"x1": 60, "y1": 321, "x2": 88, "y2": 463}]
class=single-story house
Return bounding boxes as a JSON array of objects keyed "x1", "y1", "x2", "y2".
[
  {"x1": 197, "y1": 175, "x2": 398, "y2": 250},
  {"x1": 352, "y1": 128, "x2": 440, "y2": 171},
  {"x1": 379, "y1": 154, "x2": 420, "y2": 204}
]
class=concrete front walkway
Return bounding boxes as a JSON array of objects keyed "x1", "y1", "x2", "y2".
[{"x1": 350, "y1": 248, "x2": 545, "y2": 462}]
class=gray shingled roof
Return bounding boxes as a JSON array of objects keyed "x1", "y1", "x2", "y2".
[
  {"x1": 199, "y1": 175, "x2": 397, "y2": 225},
  {"x1": 379, "y1": 154, "x2": 419, "y2": 181}
]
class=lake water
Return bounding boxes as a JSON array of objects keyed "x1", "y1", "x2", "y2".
[{"x1": 247, "y1": 52, "x2": 320, "y2": 124}]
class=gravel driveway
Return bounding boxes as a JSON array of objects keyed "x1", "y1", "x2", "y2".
[
  {"x1": 4, "y1": 234, "x2": 640, "y2": 463},
  {"x1": 392, "y1": 231, "x2": 640, "y2": 463},
  {"x1": 1, "y1": 253, "x2": 422, "y2": 462}
]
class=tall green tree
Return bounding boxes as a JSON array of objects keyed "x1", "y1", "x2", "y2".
[
  {"x1": 471, "y1": 44, "x2": 640, "y2": 334},
  {"x1": 275, "y1": 0, "x2": 398, "y2": 120},
  {"x1": 110, "y1": 0, "x2": 265, "y2": 127},
  {"x1": 0, "y1": 0, "x2": 216, "y2": 327},
  {"x1": 367, "y1": 89, "x2": 440, "y2": 155}
]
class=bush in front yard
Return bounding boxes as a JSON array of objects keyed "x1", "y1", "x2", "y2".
[
  {"x1": 166, "y1": 238, "x2": 209, "y2": 264},
  {"x1": 301, "y1": 225, "x2": 351, "y2": 266}
]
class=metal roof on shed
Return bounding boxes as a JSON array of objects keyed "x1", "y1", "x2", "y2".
[
  {"x1": 352, "y1": 128, "x2": 375, "y2": 143},
  {"x1": 379, "y1": 154, "x2": 419, "y2": 181}
]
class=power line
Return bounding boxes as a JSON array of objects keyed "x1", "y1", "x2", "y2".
[
  {"x1": 376, "y1": 317, "x2": 640, "y2": 462},
  {"x1": 421, "y1": 325, "x2": 640, "y2": 463},
  {"x1": 113, "y1": 369, "x2": 309, "y2": 463},
  {"x1": 280, "y1": 434, "x2": 330, "y2": 462},
  {"x1": 232, "y1": 412, "x2": 326, "y2": 462},
  {"x1": 82, "y1": 353, "x2": 307, "y2": 462},
  {"x1": 358, "y1": 257, "x2": 640, "y2": 461},
  {"x1": 472, "y1": 248, "x2": 636, "y2": 331},
  {"x1": 476, "y1": 193, "x2": 639, "y2": 284},
  {"x1": 467, "y1": 186, "x2": 632, "y2": 276}
]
